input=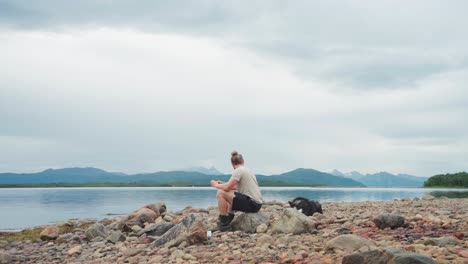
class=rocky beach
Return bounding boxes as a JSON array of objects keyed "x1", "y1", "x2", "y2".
[{"x1": 1, "y1": 195, "x2": 467, "y2": 264}]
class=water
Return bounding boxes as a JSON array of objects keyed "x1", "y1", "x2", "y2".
[{"x1": 0, "y1": 187, "x2": 466, "y2": 231}]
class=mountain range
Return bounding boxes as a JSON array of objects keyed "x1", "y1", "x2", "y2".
[
  {"x1": 0, "y1": 167, "x2": 364, "y2": 187},
  {"x1": 330, "y1": 170, "x2": 428, "y2": 187},
  {"x1": 0, "y1": 167, "x2": 429, "y2": 187}
]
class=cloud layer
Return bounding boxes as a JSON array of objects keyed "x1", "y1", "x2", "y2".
[{"x1": 1, "y1": 1, "x2": 467, "y2": 175}]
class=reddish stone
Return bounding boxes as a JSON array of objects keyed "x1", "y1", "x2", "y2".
[
  {"x1": 458, "y1": 249, "x2": 468, "y2": 259},
  {"x1": 454, "y1": 232, "x2": 464, "y2": 240},
  {"x1": 404, "y1": 245, "x2": 415, "y2": 251}
]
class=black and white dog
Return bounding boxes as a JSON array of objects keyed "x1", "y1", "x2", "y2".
[{"x1": 288, "y1": 197, "x2": 323, "y2": 216}]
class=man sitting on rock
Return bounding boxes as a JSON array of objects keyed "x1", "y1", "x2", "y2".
[{"x1": 210, "y1": 150, "x2": 263, "y2": 231}]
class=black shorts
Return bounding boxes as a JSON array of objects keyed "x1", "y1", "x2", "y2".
[{"x1": 232, "y1": 192, "x2": 262, "y2": 213}]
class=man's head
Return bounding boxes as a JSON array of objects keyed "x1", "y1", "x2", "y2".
[{"x1": 231, "y1": 150, "x2": 244, "y2": 168}]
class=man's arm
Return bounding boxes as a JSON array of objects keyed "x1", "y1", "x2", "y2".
[{"x1": 210, "y1": 178, "x2": 238, "y2": 191}]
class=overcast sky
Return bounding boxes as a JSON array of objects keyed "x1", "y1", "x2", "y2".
[{"x1": 1, "y1": 1, "x2": 467, "y2": 176}]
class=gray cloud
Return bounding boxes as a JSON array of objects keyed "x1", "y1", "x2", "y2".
[
  {"x1": 2, "y1": 1, "x2": 468, "y2": 88},
  {"x1": 0, "y1": 1, "x2": 467, "y2": 176}
]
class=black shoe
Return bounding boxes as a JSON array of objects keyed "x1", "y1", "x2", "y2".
[
  {"x1": 216, "y1": 214, "x2": 232, "y2": 232},
  {"x1": 227, "y1": 212, "x2": 235, "y2": 224}
]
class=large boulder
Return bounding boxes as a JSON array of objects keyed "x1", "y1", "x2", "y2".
[
  {"x1": 390, "y1": 252, "x2": 436, "y2": 264},
  {"x1": 137, "y1": 222, "x2": 175, "y2": 236},
  {"x1": 271, "y1": 208, "x2": 317, "y2": 235},
  {"x1": 326, "y1": 234, "x2": 375, "y2": 251},
  {"x1": 0, "y1": 253, "x2": 12, "y2": 264},
  {"x1": 128, "y1": 207, "x2": 158, "y2": 220},
  {"x1": 231, "y1": 212, "x2": 269, "y2": 233},
  {"x1": 373, "y1": 214, "x2": 405, "y2": 229},
  {"x1": 144, "y1": 202, "x2": 167, "y2": 216},
  {"x1": 124, "y1": 213, "x2": 154, "y2": 231},
  {"x1": 342, "y1": 250, "x2": 392, "y2": 264},
  {"x1": 342, "y1": 250, "x2": 437, "y2": 264},
  {"x1": 150, "y1": 213, "x2": 207, "y2": 248},
  {"x1": 106, "y1": 230, "x2": 126, "y2": 243},
  {"x1": 85, "y1": 223, "x2": 108, "y2": 240},
  {"x1": 40, "y1": 226, "x2": 60, "y2": 240}
]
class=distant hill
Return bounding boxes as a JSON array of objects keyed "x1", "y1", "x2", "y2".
[
  {"x1": 424, "y1": 172, "x2": 468, "y2": 188},
  {"x1": 0, "y1": 167, "x2": 125, "y2": 184},
  {"x1": 259, "y1": 168, "x2": 365, "y2": 187},
  {"x1": 181, "y1": 166, "x2": 223, "y2": 175},
  {"x1": 0, "y1": 167, "x2": 364, "y2": 187},
  {"x1": 331, "y1": 170, "x2": 428, "y2": 187}
]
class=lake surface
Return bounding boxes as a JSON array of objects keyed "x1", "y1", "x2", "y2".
[{"x1": 0, "y1": 187, "x2": 466, "y2": 230}]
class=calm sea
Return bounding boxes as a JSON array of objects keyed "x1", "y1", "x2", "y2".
[{"x1": 0, "y1": 187, "x2": 466, "y2": 231}]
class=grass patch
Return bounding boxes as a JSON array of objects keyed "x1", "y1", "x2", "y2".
[
  {"x1": 0, "y1": 227, "x2": 43, "y2": 243},
  {"x1": 0, "y1": 221, "x2": 96, "y2": 243}
]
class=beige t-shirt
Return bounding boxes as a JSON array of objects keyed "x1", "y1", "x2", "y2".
[{"x1": 231, "y1": 166, "x2": 263, "y2": 203}]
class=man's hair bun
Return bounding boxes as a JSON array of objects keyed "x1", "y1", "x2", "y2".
[{"x1": 231, "y1": 150, "x2": 239, "y2": 156}]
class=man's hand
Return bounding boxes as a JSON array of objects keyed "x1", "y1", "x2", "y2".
[{"x1": 210, "y1": 180, "x2": 222, "y2": 187}]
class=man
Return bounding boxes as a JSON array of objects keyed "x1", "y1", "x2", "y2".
[{"x1": 210, "y1": 150, "x2": 263, "y2": 231}]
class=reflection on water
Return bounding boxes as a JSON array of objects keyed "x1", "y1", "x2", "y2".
[
  {"x1": 0, "y1": 187, "x2": 466, "y2": 230},
  {"x1": 429, "y1": 191, "x2": 468, "y2": 198}
]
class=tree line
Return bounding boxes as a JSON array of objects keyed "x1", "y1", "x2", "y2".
[{"x1": 424, "y1": 172, "x2": 468, "y2": 187}]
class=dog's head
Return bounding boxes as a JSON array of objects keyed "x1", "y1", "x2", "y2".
[
  {"x1": 288, "y1": 197, "x2": 323, "y2": 216},
  {"x1": 288, "y1": 197, "x2": 308, "y2": 207}
]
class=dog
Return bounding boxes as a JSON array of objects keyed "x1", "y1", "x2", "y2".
[{"x1": 288, "y1": 197, "x2": 323, "y2": 216}]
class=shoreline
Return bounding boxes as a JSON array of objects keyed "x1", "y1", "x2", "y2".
[
  {"x1": 0, "y1": 184, "x2": 466, "y2": 189},
  {"x1": 1, "y1": 197, "x2": 467, "y2": 263}
]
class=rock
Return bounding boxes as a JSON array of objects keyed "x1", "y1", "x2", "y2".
[
  {"x1": 128, "y1": 207, "x2": 159, "y2": 220},
  {"x1": 106, "y1": 230, "x2": 126, "y2": 243},
  {"x1": 149, "y1": 255, "x2": 165, "y2": 262},
  {"x1": 373, "y1": 214, "x2": 405, "y2": 229},
  {"x1": 422, "y1": 195, "x2": 435, "y2": 200},
  {"x1": 434, "y1": 237, "x2": 459, "y2": 247},
  {"x1": 231, "y1": 212, "x2": 269, "y2": 233},
  {"x1": 343, "y1": 250, "x2": 437, "y2": 264},
  {"x1": 163, "y1": 215, "x2": 174, "y2": 222},
  {"x1": 454, "y1": 232, "x2": 464, "y2": 240},
  {"x1": 435, "y1": 210, "x2": 451, "y2": 215},
  {"x1": 0, "y1": 240, "x2": 8, "y2": 249},
  {"x1": 56, "y1": 233, "x2": 74, "y2": 243},
  {"x1": 0, "y1": 253, "x2": 12, "y2": 264},
  {"x1": 85, "y1": 223, "x2": 108, "y2": 240},
  {"x1": 390, "y1": 252, "x2": 437, "y2": 264},
  {"x1": 256, "y1": 223, "x2": 268, "y2": 233},
  {"x1": 40, "y1": 226, "x2": 60, "y2": 240},
  {"x1": 342, "y1": 250, "x2": 392, "y2": 264},
  {"x1": 67, "y1": 245, "x2": 82, "y2": 256},
  {"x1": 458, "y1": 249, "x2": 468, "y2": 258},
  {"x1": 124, "y1": 213, "x2": 154, "y2": 231},
  {"x1": 182, "y1": 253, "x2": 196, "y2": 260},
  {"x1": 257, "y1": 234, "x2": 274, "y2": 246},
  {"x1": 123, "y1": 248, "x2": 143, "y2": 258},
  {"x1": 271, "y1": 208, "x2": 317, "y2": 235},
  {"x1": 151, "y1": 213, "x2": 207, "y2": 248},
  {"x1": 144, "y1": 202, "x2": 167, "y2": 216},
  {"x1": 137, "y1": 222, "x2": 174, "y2": 236},
  {"x1": 326, "y1": 234, "x2": 375, "y2": 251},
  {"x1": 131, "y1": 225, "x2": 142, "y2": 233},
  {"x1": 171, "y1": 249, "x2": 185, "y2": 259}
]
